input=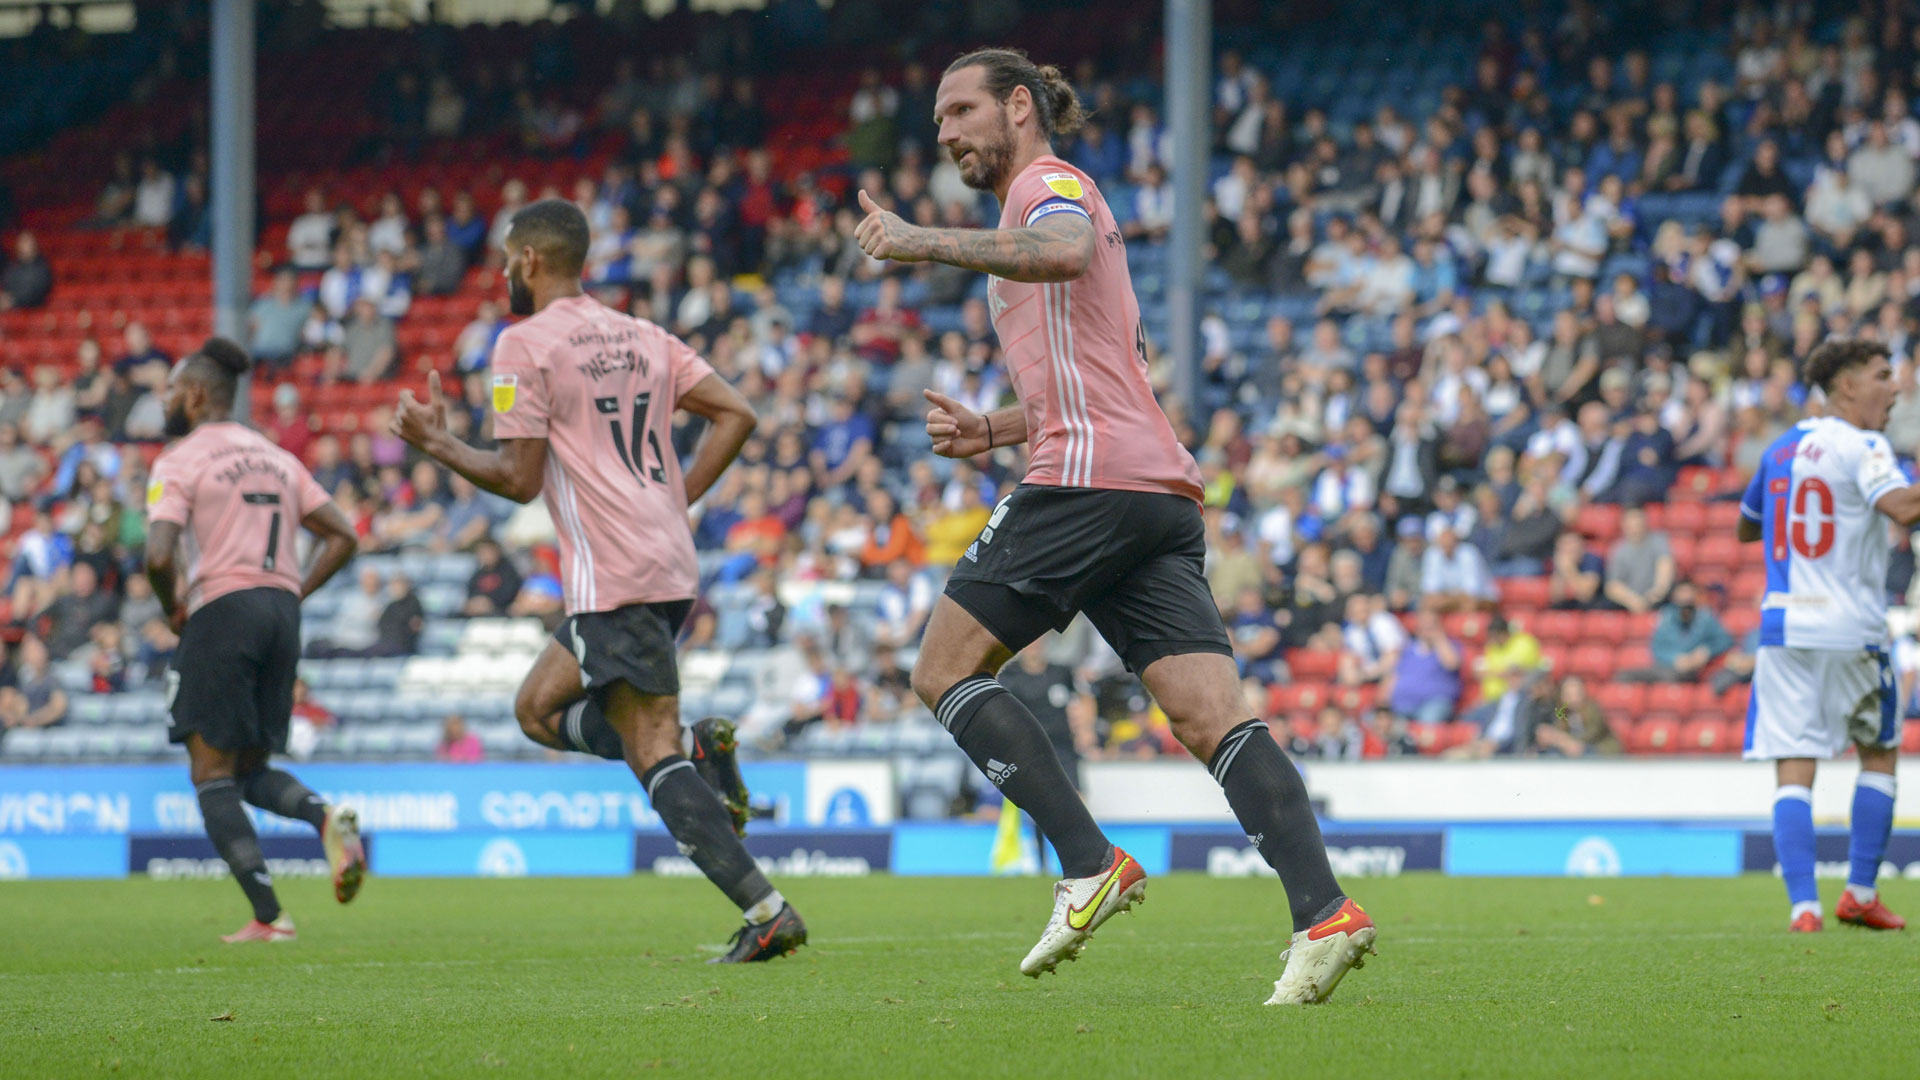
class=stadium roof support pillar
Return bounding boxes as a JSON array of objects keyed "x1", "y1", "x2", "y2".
[
  {"x1": 1164, "y1": 0, "x2": 1208, "y2": 425},
  {"x1": 211, "y1": 0, "x2": 255, "y2": 422}
]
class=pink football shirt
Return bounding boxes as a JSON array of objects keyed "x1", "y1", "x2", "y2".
[
  {"x1": 988, "y1": 155, "x2": 1203, "y2": 502},
  {"x1": 147, "y1": 421, "x2": 330, "y2": 614},
  {"x1": 489, "y1": 294, "x2": 715, "y2": 614}
]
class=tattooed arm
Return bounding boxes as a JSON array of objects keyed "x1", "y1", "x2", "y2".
[{"x1": 854, "y1": 189, "x2": 1095, "y2": 283}]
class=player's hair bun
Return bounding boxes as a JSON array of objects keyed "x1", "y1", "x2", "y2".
[
  {"x1": 197, "y1": 336, "x2": 253, "y2": 377},
  {"x1": 1034, "y1": 64, "x2": 1087, "y2": 139}
]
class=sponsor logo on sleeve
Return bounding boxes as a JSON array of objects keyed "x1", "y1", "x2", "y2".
[
  {"x1": 146, "y1": 479, "x2": 164, "y2": 507},
  {"x1": 491, "y1": 374, "x2": 518, "y2": 413},
  {"x1": 1040, "y1": 172, "x2": 1084, "y2": 199}
]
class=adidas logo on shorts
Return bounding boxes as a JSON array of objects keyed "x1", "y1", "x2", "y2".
[{"x1": 985, "y1": 758, "x2": 1018, "y2": 785}]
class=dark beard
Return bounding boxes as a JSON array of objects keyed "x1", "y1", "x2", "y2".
[
  {"x1": 957, "y1": 113, "x2": 1016, "y2": 191},
  {"x1": 162, "y1": 403, "x2": 192, "y2": 438},
  {"x1": 507, "y1": 269, "x2": 534, "y2": 316}
]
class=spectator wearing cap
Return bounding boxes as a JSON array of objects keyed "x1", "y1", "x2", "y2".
[
  {"x1": 1419, "y1": 521, "x2": 1497, "y2": 613},
  {"x1": 1602, "y1": 507, "x2": 1674, "y2": 614},
  {"x1": 1384, "y1": 516, "x2": 1426, "y2": 612}
]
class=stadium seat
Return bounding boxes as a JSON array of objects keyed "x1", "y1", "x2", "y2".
[
  {"x1": 1903, "y1": 720, "x2": 1920, "y2": 754},
  {"x1": 1722, "y1": 607, "x2": 1760, "y2": 638},
  {"x1": 1567, "y1": 645, "x2": 1617, "y2": 681},
  {"x1": 1579, "y1": 611, "x2": 1630, "y2": 645},
  {"x1": 1271, "y1": 683, "x2": 1329, "y2": 713},
  {"x1": 1662, "y1": 503, "x2": 1707, "y2": 536},
  {"x1": 1696, "y1": 536, "x2": 1743, "y2": 574},
  {"x1": 1616, "y1": 645, "x2": 1653, "y2": 670},
  {"x1": 1442, "y1": 611, "x2": 1488, "y2": 642},
  {"x1": 1629, "y1": 715, "x2": 1683, "y2": 753},
  {"x1": 1645, "y1": 683, "x2": 1696, "y2": 714},
  {"x1": 1667, "y1": 535, "x2": 1697, "y2": 573},
  {"x1": 1288, "y1": 649, "x2": 1339, "y2": 682},
  {"x1": 1532, "y1": 611, "x2": 1581, "y2": 643},
  {"x1": 1594, "y1": 682, "x2": 1646, "y2": 715},
  {"x1": 1705, "y1": 503, "x2": 1745, "y2": 532},
  {"x1": 1539, "y1": 643, "x2": 1570, "y2": 674},
  {"x1": 1573, "y1": 504, "x2": 1622, "y2": 542},
  {"x1": 1680, "y1": 715, "x2": 1730, "y2": 753},
  {"x1": 1498, "y1": 578, "x2": 1551, "y2": 609}
]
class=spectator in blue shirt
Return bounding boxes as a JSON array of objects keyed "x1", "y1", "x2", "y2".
[
  {"x1": 1620, "y1": 581, "x2": 1735, "y2": 683},
  {"x1": 811, "y1": 397, "x2": 875, "y2": 489},
  {"x1": 1384, "y1": 606, "x2": 1462, "y2": 726}
]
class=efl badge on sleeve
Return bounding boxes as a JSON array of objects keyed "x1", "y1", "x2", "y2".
[
  {"x1": 492, "y1": 373, "x2": 518, "y2": 413},
  {"x1": 146, "y1": 479, "x2": 164, "y2": 507},
  {"x1": 1041, "y1": 172, "x2": 1084, "y2": 199}
]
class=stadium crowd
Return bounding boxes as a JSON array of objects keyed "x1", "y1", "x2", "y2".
[{"x1": 5, "y1": 0, "x2": 1920, "y2": 763}]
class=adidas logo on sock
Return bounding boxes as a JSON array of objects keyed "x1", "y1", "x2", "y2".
[
  {"x1": 675, "y1": 841, "x2": 696, "y2": 857},
  {"x1": 964, "y1": 543, "x2": 980, "y2": 563},
  {"x1": 1246, "y1": 833, "x2": 1264, "y2": 847},
  {"x1": 985, "y1": 758, "x2": 1018, "y2": 785}
]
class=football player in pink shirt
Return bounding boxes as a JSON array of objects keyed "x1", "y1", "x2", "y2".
[
  {"x1": 146, "y1": 338, "x2": 364, "y2": 943},
  {"x1": 391, "y1": 199, "x2": 804, "y2": 962},
  {"x1": 854, "y1": 48, "x2": 1375, "y2": 1002}
]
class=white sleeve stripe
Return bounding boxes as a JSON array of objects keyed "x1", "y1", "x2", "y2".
[
  {"x1": 1024, "y1": 201, "x2": 1091, "y2": 227},
  {"x1": 1739, "y1": 502, "x2": 1762, "y2": 520},
  {"x1": 1866, "y1": 479, "x2": 1905, "y2": 507}
]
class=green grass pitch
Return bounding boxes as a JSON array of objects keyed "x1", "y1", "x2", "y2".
[{"x1": 3, "y1": 874, "x2": 1917, "y2": 1078}]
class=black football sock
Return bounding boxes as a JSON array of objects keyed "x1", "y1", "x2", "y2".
[
  {"x1": 196, "y1": 778, "x2": 281, "y2": 924},
  {"x1": 937, "y1": 675, "x2": 1113, "y2": 878},
  {"x1": 1209, "y1": 720, "x2": 1345, "y2": 933},
  {"x1": 641, "y1": 756, "x2": 774, "y2": 912},
  {"x1": 237, "y1": 767, "x2": 328, "y2": 831},
  {"x1": 561, "y1": 699, "x2": 627, "y2": 760}
]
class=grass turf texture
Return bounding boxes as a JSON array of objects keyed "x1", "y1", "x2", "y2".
[{"x1": 3, "y1": 874, "x2": 1917, "y2": 1078}]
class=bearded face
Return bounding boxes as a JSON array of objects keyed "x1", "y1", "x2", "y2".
[{"x1": 952, "y1": 104, "x2": 1016, "y2": 191}]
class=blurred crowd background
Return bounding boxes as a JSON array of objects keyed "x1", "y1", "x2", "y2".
[{"x1": 3, "y1": 0, "x2": 1920, "y2": 772}]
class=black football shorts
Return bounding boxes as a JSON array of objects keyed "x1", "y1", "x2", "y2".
[{"x1": 944, "y1": 484, "x2": 1232, "y2": 673}]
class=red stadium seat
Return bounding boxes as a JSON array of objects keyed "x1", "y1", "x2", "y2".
[
  {"x1": 1705, "y1": 503, "x2": 1745, "y2": 532},
  {"x1": 1568, "y1": 645, "x2": 1617, "y2": 681},
  {"x1": 1722, "y1": 607, "x2": 1760, "y2": 638},
  {"x1": 1625, "y1": 611, "x2": 1659, "y2": 641},
  {"x1": 1409, "y1": 723, "x2": 1445, "y2": 755},
  {"x1": 1729, "y1": 572, "x2": 1767, "y2": 605},
  {"x1": 1903, "y1": 720, "x2": 1920, "y2": 754},
  {"x1": 1573, "y1": 504, "x2": 1622, "y2": 542},
  {"x1": 1646, "y1": 683, "x2": 1696, "y2": 714},
  {"x1": 1672, "y1": 466, "x2": 1721, "y2": 501},
  {"x1": 1662, "y1": 503, "x2": 1707, "y2": 536},
  {"x1": 1442, "y1": 611, "x2": 1489, "y2": 643},
  {"x1": 1616, "y1": 645, "x2": 1653, "y2": 669},
  {"x1": 1499, "y1": 577, "x2": 1552, "y2": 609},
  {"x1": 1594, "y1": 682, "x2": 1647, "y2": 715},
  {"x1": 1719, "y1": 683, "x2": 1752, "y2": 721},
  {"x1": 1288, "y1": 650, "x2": 1339, "y2": 682},
  {"x1": 1680, "y1": 715, "x2": 1731, "y2": 753},
  {"x1": 1533, "y1": 611, "x2": 1581, "y2": 643},
  {"x1": 1667, "y1": 535, "x2": 1698, "y2": 573},
  {"x1": 1724, "y1": 717, "x2": 1750, "y2": 752},
  {"x1": 1579, "y1": 611, "x2": 1630, "y2": 645},
  {"x1": 1696, "y1": 536, "x2": 1744, "y2": 575},
  {"x1": 1629, "y1": 715, "x2": 1684, "y2": 753},
  {"x1": 1271, "y1": 683, "x2": 1330, "y2": 713},
  {"x1": 1539, "y1": 643, "x2": 1571, "y2": 674},
  {"x1": 1441, "y1": 722, "x2": 1479, "y2": 749}
]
